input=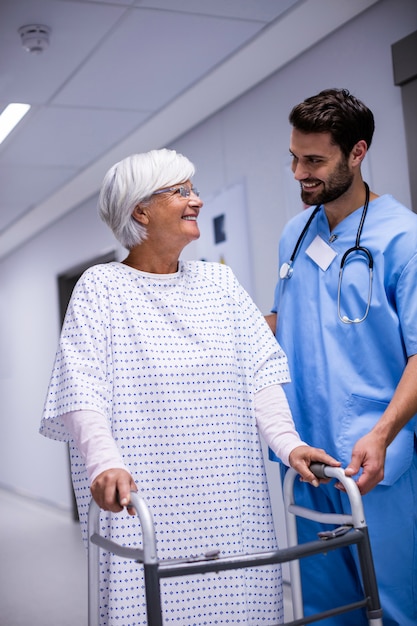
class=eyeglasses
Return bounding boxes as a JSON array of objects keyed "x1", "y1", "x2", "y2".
[{"x1": 152, "y1": 185, "x2": 200, "y2": 198}]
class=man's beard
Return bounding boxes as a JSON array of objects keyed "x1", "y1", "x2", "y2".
[{"x1": 300, "y1": 158, "x2": 353, "y2": 206}]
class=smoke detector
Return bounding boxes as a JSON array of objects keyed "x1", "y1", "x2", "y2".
[{"x1": 18, "y1": 24, "x2": 51, "y2": 54}]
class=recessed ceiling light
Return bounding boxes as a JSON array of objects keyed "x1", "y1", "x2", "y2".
[{"x1": 0, "y1": 103, "x2": 31, "y2": 145}]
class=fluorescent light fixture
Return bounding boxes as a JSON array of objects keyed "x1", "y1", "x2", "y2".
[{"x1": 0, "y1": 103, "x2": 31, "y2": 145}]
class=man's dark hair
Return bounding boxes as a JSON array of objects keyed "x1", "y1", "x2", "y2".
[{"x1": 289, "y1": 88, "x2": 375, "y2": 157}]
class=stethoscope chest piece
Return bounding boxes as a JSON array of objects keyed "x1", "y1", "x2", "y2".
[
  {"x1": 279, "y1": 205, "x2": 321, "y2": 281},
  {"x1": 279, "y1": 261, "x2": 293, "y2": 280}
]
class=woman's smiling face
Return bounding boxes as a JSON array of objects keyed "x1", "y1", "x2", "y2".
[{"x1": 136, "y1": 180, "x2": 203, "y2": 251}]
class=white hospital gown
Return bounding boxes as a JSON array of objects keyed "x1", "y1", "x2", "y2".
[{"x1": 40, "y1": 260, "x2": 290, "y2": 625}]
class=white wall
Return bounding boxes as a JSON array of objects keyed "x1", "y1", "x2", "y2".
[{"x1": 0, "y1": 0, "x2": 414, "y2": 539}]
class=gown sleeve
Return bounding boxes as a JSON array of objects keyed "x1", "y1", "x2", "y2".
[{"x1": 40, "y1": 267, "x2": 113, "y2": 442}]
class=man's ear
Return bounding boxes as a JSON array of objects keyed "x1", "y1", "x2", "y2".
[
  {"x1": 350, "y1": 139, "x2": 367, "y2": 167},
  {"x1": 132, "y1": 204, "x2": 149, "y2": 225}
]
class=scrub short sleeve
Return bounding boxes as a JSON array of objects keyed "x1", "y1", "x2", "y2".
[{"x1": 396, "y1": 253, "x2": 417, "y2": 357}]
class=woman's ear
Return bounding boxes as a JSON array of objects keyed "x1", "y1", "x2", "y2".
[{"x1": 132, "y1": 204, "x2": 149, "y2": 225}]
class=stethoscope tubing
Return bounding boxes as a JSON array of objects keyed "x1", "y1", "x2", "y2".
[{"x1": 280, "y1": 183, "x2": 373, "y2": 324}]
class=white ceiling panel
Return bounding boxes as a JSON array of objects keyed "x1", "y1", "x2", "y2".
[
  {"x1": 0, "y1": 0, "x2": 126, "y2": 103},
  {"x1": 53, "y1": 9, "x2": 264, "y2": 110},
  {"x1": 0, "y1": 164, "x2": 76, "y2": 231},
  {"x1": 132, "y1": 0, "x2": 298, "y2": 21}
]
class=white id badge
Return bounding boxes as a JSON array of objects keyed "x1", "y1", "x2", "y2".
[{"x1": 305, "y1": 235, "x2": 337, "y2": 271}]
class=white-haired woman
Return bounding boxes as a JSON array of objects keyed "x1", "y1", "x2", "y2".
[{"x1": 40, "y1": 148, "x2": 338, "y2": 626}]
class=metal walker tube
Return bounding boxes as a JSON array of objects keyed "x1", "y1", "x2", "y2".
[
  {"x1": 88, "y1": 492, "x2": 163, "y2": 626},
  {"x1": 283, "y1": 463, "x2": 383, "y2": 625}
]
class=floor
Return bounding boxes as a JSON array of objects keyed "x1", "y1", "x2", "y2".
[
  {"x1": 0, "y1": 488, "x2": 88, "y2": 626},
  {"x1": 0, "y1": 488, "x2": 293, "y2": 626}
]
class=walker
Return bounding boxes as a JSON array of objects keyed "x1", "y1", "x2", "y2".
[{"x1": 88, "y1": 463, "x2": 383, "y2": 625}]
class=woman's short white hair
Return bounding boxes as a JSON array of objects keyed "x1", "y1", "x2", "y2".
[{"x1": 98, "y1": 148, "x2": 195, "y2": 249}]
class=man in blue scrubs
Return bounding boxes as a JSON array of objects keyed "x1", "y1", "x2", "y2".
[{"x1": 267, "y1": 88, "x2": 417, "y2": 625}]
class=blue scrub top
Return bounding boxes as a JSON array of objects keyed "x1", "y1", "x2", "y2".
[{"x1": 272, "y1": 194, "x2": 417, "y2": 485}]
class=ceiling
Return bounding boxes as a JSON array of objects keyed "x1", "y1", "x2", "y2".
[{"x1": 0, "y1": 0, "x2": 379, "y2": 258}]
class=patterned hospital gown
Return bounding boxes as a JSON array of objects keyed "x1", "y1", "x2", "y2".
[{"x1": 40, "y1": 260, "x2": 290, "y2": 625}]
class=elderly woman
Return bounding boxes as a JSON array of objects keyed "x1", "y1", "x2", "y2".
[{"x1": 40, "y1": 148, "x2": 338, "y2": 625}]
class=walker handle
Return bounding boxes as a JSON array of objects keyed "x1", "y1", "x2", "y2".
[{"x1": 310, "y1": 462, "x2": 327, "y2": 479}]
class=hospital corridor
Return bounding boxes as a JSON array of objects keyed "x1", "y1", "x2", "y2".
[{"x1": 1, "y1": 1, "x2": 415, "y2": 625}]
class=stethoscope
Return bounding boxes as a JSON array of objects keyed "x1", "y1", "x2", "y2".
[{"x1": 279, "y1": 182, "x2": 373, "y2": 324}]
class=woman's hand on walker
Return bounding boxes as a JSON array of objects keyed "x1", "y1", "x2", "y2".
[
  {"x1": 91, "y1": 468, "x2": 138, "y2": 515},
  {"x1": 289, "y1": 446, "x2": 341, "y2": 487}
]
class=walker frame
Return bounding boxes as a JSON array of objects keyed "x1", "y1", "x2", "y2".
[{"x1": 88, "y1": 463, "x2": 383, "y2": 626}]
